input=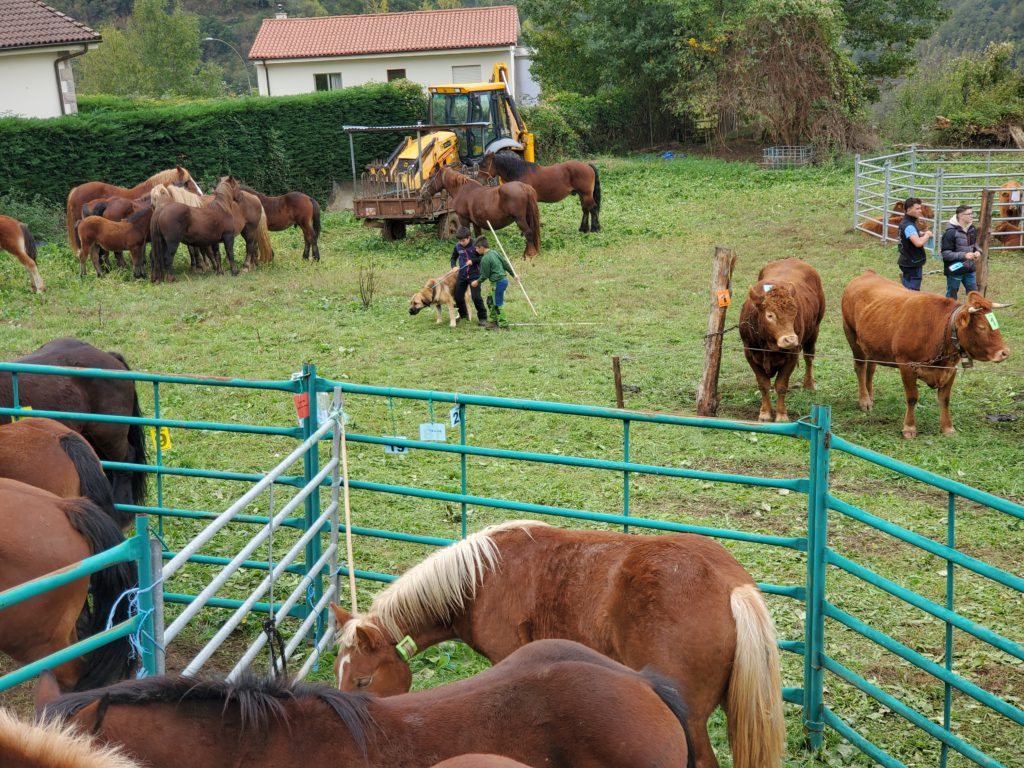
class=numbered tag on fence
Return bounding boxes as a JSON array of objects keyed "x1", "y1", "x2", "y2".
[
  {"x1": 383, "y1": 437, "x2": 409, "y2": 455},
  {"x1": 449, "y1": 405, "x2": 461, "y2": 428},
  {"x1": 716, "y1": 289, "x2": 731, "y2": 308},
  {"x1": 986, "y1": 312, "x2": 1000, "y2": 330},
  {"x1": 148, "y1": 426, "x2": 172, "y2": 452},
  {"x1": 11, "y1": 405, "x2": 33, "y2": 422},
  {"x1": 419, "y1": 422, "x2": 447, "y2": 442},
  {"x1": 294, "y1": 393, "x2": 310, "y2": 421}
]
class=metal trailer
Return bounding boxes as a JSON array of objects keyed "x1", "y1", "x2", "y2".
[
  {"x1": 854, "y1": 146, "x2": 1024, "y2": 253},
  {"x1": 343, "y1": 123, "x2": 489, "y2": 241}
]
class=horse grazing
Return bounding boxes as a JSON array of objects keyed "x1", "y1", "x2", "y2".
[
  {"x1": 332, "y1": 520, "x2": 784, "y2": 768},
  {"x1": 0, "y1": 418, "x2": 129, "y2": 531},
  {"x1": 422, "y1": 167, "x2": 540, "y2": 259},
  {"x1": 479, "y1": 152, "x2": 601, "y2": 233},
  {"x1": 76, "y1": 206, "x2": 153, "y2": 279},
  {"x1": 1, "y1": 337, "x2": 149, "y2": 510},
  {"x1": 0, "y1": 214, "x2": 44, "y2": 293},
  {"x1": 241, "y1": 185, "x2": 321, "y2": 261},
  {"x1": 43, "y1": 640, "x2": 693, "y2": 768},
  {"x1": 149, "y1": 177, "x2": 249, "y2": 281},
  {"x1": 66, "y1": 166, "x2": 200, "y2": 251},
  {"x1": 0, "y1": 707, "x2": 143, "y2": 768},
  {"x1": 998, "y1": 179, "x2": 1022, "y2": 220},
  {"x1": 0, "y1": 479, "x2": 137, "y2": 692}
]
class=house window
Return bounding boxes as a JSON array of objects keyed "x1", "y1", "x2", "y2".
[
  {"x1": 451, "y1": 65, "x2": 482, "y2": 83},
  {"x1": 314, "y1": 72, "x2": 342, "y2": 91},
  {"x1": 387, "y1": 68, "x2": 406, "y2": 81}
]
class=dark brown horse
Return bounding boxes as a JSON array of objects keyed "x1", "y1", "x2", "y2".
[
  {"x1": 0, "y1": 479, "x2": 137, "y2": 692},
  {"x1": 76, "y1": 206, "x2": 153, "y2": 279},
  {"x1": 332, "y1": 520, "x2": 784, "y2": 768},
  {"x1": 0, "y1": 214, "x2": 44, "y2": 293},
  {"x1": 66, "y1": 166, "x2": 200, "y2": 251},
  {"x1": 43, "y1": 640, "x2": 694, "y2": 768},
  {"x1": 0, "y1": 706, "x2": 144, "y2": 768},
  {"x1": 0, "y1": 337, "x2": 149, "y2": 510},
  {"x1": 422, "y1": 167, "x2": 540, "y2": 259},
  {"x1": 0, "y1": 418, "x2": 129, "y2": 531},
  {"x1": 241, "y1": 185, "x2": 321, "y2": 261},
  {"x1": 479, "y1": 152, "x2": 601, "y2": 233},
  {"x1": 148, "y1": 177, "x2": 248, "y2": 281}
]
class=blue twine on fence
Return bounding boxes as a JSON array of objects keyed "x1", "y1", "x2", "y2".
[
  {"x1": 306, "y1": 582, "x2": 321, "y2": 672},
  {"x1": 106, "y1": 577, "x2": 165, "y2": 677}
]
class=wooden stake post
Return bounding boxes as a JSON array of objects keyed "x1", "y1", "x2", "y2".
[
  {"x1": 612, "y1": 356, "x2": 624, "y2": 408},
  {"x1": 976, "y1": 189, "x2": 995, "y2": 296},
  {"x1": 696, "y1": 246, "x2": 738, "y2": 416}
]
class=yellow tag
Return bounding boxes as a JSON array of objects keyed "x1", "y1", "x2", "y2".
[
  {"x1": 12, "y1": 405, "x2": 33, "y2": 422},
  {"x1": 148, "y1": 426, "x2": 172, "y2": 452}
]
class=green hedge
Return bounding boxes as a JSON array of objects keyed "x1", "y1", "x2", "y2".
[{"x1": 0, "y1": 81, "x2": 427, "y2": 205}]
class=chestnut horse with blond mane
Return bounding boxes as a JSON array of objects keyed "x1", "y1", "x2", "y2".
[
  {"x1": 0, "y1": 214, "x2": 43, "y2": 293},
  {"x1": 478, "y1": 152, "x2": 601, "y2": 233},
  {"x1": 332, "y1": 520, "x2": 784, "y2": 768},
  {"x1": 422, "y1": 167, "x2": 540, "y2": 259},
  {"x1": 66, "y1": 166, "x2": 201, "y2": 251},
  {"x1": 0, "y1": 707, "x2": 143, "y2": 768}
]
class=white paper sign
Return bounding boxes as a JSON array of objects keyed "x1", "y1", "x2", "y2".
[
  {"x1": 419, "y1": 422, "x2": 447, "y2": 442},
  {"x1": 383, "y1": 437, "x2": 409, "y2": 455},
  {"x1": 763, "y1": 283, "x2": 774, "y2": 293},
  {"x1": 449, "y1": 405, "x2": 461, "y2": 428}
]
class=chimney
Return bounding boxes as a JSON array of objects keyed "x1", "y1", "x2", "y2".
[{"x1": 275, "y1": 3, "x2": 287, "y2": 19}]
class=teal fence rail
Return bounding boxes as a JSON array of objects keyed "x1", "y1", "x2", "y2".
[{"x1": 1, "y1": 361, "x2": 1020, "y2": 767}]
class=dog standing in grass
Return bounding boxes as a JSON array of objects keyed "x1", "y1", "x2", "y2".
[{"x1": 409, "y1": 269, "x2": 471, "y2": 328}]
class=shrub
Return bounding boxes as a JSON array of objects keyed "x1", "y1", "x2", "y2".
[
  {"x1": 0, "y1": 192, "x2": 65, "y2": 244},
  {"x1": 520, "y1": 103, "x2": 580, "y2": 162}
]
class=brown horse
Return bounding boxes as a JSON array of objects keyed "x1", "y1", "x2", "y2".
[
  {"x1": 431, "y1": 758, "x2": 533, "y2": 768},
  {"x1": 0, "y1": 214, "x2": 44, "y2": 293},
  {"x1": 0, "y1": 418, "x2": 129, "y2": 531},
  {"x1": 76, "y1": 206, "x2": 154, "y2": 279},
  {"x1": 66, "y1": 166, "x2": 200, "y2": 251},
  {"x1": 43, "y1": 639, "x2": 694, "y2": 768},
  {"x1": 148, "y1": 177, "x2": 250, "y2": 281},
  {"x1": 0, "y1": 479, "x2": 137, "y2": 692},
  {"x1": 0, "y1": 337, "x2": 149, "y2": 510},
  {"x1": 332, "y1": 521, "x2": 784, "y2": 768},
  {"x1": 998, "y1": 179, "x2": 1023, "y2": 220},
  {"x1": 422, "y1": 167, "x2": 540, "y2": 259},
  {"x1": 479, "y1": 152, "x2": 601, "y2": 233},
  {"x1": 0, "y1": 707, "x2": 143, "y2": 768},
  {"x1": 80, "y1": 196, "x2": 150, "y2": 272},
  {"x1": 241, "y1": 185, "x2": 321, "y2": 261}
]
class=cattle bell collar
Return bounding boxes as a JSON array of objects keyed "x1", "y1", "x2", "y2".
[{"x1": 948, "y1": 305, "x2": 973, "y2": 369}]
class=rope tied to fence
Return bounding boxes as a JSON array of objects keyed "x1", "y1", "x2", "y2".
[
  {"x1": 262, "y1": 616, "x2": 288, "y2": 680},
  {"x1": 329, "y1": 397, "x2": 359, "y2": 617},
  {"x1": 106, "y1": 577, "x2": 165, "y2": 676}
]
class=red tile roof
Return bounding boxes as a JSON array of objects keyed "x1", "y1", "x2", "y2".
[
  {"x1": 249, "y1": 5, "x2": 519, "y2": 60},
  {"x1": 0, "y1": 0, "x2": 100, "y2": 51}
]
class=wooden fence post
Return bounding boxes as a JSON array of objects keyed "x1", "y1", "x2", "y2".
[
  {"x1": 976, "y1": 189, "x2": 995, "y2": 296},
  {"x1": 612, "y1": 356, "x2": 624, "y2": 408},
  {"x1": 696, "y1": 246, "x2": 738, "y2": 416}
]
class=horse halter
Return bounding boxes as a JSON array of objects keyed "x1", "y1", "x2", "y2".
[{"x1": 395, "y1": 635, "x2": 418, "y2": 661}]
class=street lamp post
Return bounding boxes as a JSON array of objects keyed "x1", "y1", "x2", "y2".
[{"x1": 202, "y1": 37, "x2": 254, "y2": 96}]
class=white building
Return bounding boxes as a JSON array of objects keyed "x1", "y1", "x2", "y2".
[
  {"x1": 0, "y1": 0, "x2": 100, "y2": 119},
  {"x1": 248, "y1": 5, "x2": 539, "y2": 103}
]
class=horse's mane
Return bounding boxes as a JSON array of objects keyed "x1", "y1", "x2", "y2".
[
  {"x1": 441, "y1": 167, "x2": 477, "y2": 189},
  {"x1": 487, "y1": 152, "x2": 538, "y2": 181},
  {"x1": 345, "y1": 520, "x2": 549, "y2": 643},
  {"x1": 0, "y1": 708, "x2": 142, "y2": 768},
  {"x1": 211, "y1": 180, "x2": 238, "y2": 213},
  {"x1": 160, "y1": 185, "x2": 204, "y2": 207},
  {"x1": 146, "y1": 167, "x2": 191, "y2": 186},
  {"x1": 126, "y1": 205, "x2": 151, "y2": 224},
  {"x1": 44, "y1": 674, "x2": 374, "y2": 754}
]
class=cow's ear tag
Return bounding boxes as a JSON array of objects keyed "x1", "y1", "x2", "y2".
[
  {"x1": 763, "y1": 284, "x2": 773, "y2": 293},
  {"x1": 985, "y1": 312, "x2": 999, "y2": 330}
]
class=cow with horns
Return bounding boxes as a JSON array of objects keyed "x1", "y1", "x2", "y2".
[{"x1": 841, "y1": 270, "x2": 1011, "y2": 438}]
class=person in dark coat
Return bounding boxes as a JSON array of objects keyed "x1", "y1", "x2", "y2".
[
  {"x1": 940, "y1": 204, "x2": 981, "y2": 299},
  {"x1": 451, "y1": 226, "x2": 487, "y2": 325},
  {"x1": 897, "y1": 197, "x2": 933, "y2": 291}
]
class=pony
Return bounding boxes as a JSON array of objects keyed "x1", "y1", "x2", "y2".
[
  {"x1": 42, "y1": 639, "x2": 695, "y2": 768},
  {"x1": 0, "y1": 418, "x2": 129, "y2": 531},
  {"x1": 421, "y1": 167, "x2": 540, "y2": 259},
  {"x1": 0, "y1": 478, "x2": 137, "y2": 692},
  {"x1": 998, "y1": 179, "x2": 1023, "y2": 220},
  {"x1": 478, "y1": 152, "x2": 601, "y2": 233},
  {"x1": 0, "y1": 337, "x2": 149, "y2": 510},
  {"x1": 66, "y1": 166, "x2": 200, "y2": 251},
  {"x1": 80, "y1": 196, "x2": 151, "y2": 272},
  {"x1": 241, "y1": 185, "x2": 321, "y2": 261},
  {"x1": 75, "y1": 206, "x2": 154, "y2": 279},
  {"x1": 0, "y1": 214, "x2": 44, "y2": 293},
  {"x1": 148, "y1": 177, "x2": 250, "y2": 281},
  {"x1": 332, "y1": 520, "x2": 784, "y2": 768},
  {"x1": 0, "y1": 707, "x2": 143, "y2": 768}
]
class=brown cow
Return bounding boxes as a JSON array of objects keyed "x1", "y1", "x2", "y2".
[
  {"x1": 994, "y1": 220, "x2": 1023, "y2": 249},
  {"x1": 739, "y1": 258, "x2": 826, "y2": 422},
  {"x1": 860, "y1": 201, "x2": 933, "y2": 239},
  {"x1": 841, "y1": 270, "x2": 1011, "y2": 438},
  {"x1": 998, "y1": 179, "x2": 1022, "y2": 220}
]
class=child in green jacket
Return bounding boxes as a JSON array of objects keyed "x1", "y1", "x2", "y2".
[{"x1": 470, "y1": 236, "x2": 512, "y2": 330}]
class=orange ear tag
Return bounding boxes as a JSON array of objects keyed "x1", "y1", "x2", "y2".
[{"x1": 716, "y1": 289, "x2": 731, "y2": 308}]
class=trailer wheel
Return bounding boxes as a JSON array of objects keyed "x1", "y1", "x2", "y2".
[
  {"x1": 382, "y1": 220, "x2": 407, "y2": 241},
  {"x1": 437, "y1": 212, "x2": 461, "y2": 239}
]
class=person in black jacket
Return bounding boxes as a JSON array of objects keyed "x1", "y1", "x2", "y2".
[
  {"x1": 897, "y1": 197, "x2": 933, "y2": 291},
  {"x1": 450, "y1": 226, "x2": 488, "y2": 325},
  {"x1": 940, "y1": 204, "x2": 981, "y2": 299}
]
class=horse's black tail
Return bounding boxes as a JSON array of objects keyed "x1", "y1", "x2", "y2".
[
  {"x1": 643, "y1": 667, "x2": 696, "y2": 768},
  {"x1": 20, "y1": 223, "x2": 38, "y2": 261},
  {"x1": 107, "y1": 351, "x2": 148, "y2": 507},
  {"x1": 63, "y1": 497, "x2": 139, "y2": 691},
  {"x1": 590, "y1": 164, "x2": 601, "y2": 212},
  {"x1": 310, "y1": 195, "x2": 321, "y2": 237},
  {"x1": 58, "y1": 431, "x2": 131, "y2": 531}
]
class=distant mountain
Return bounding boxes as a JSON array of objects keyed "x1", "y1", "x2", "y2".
[{"x1": 926, "y1": 0, "x2": 1024, "y2": 65}]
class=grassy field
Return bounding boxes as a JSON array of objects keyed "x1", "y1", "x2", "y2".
[{"x1": 1, "y1": 155, "x2": 1021, "y2": 767}]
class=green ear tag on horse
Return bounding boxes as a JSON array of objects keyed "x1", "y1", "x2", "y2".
[
  {"x1": 395, "y1": 635, "x2": 418, "y2": 661},
  {"x1": 985, "y1": 312, "x2": 999, "y2": 330}
]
